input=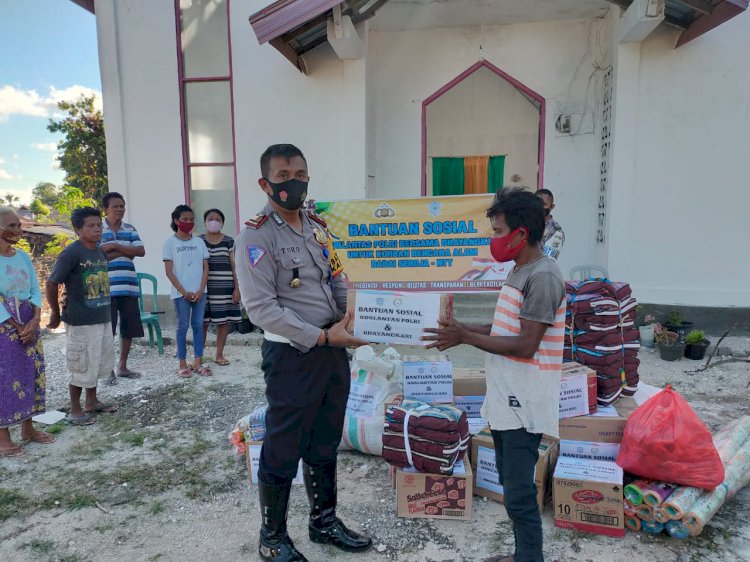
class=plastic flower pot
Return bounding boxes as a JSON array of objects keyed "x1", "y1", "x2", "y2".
[
  {"x1": 664, "y1": 321, "x2": 694, "y2": 339},
  {"x1": 639, "y1": 325, "x2": 655, "y2": 348},
  {"x1": 659, "y1": 342, "x2": 685, "y2": 361},
  {"x1": 685, "y1": 340, "x2": 710, "y2": 360}
]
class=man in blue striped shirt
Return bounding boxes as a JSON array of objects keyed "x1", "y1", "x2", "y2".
[{"x1": 101, "y1": 192, "x2": 145, "y2": 382}]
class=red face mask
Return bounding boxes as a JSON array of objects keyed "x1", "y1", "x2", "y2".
[
  {"x1": 177, "y1": 221, "x2": 194, "y2": 233},
  {"x1": 490, "y1": 227, "x2": 527, "y2": 263}
]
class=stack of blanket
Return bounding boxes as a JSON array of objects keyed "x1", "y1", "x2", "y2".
[
  {"x1": 564, "y1": 279, "x2": 640, "y2": 406},
  {"x1": 383, "y1": 399, "x2": 470, "y2": 475}
]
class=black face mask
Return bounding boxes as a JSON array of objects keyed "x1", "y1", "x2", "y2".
[
  {"x1": 264, "y1": 178, "x2": 308, "y2": 210},
  {"x1": 544, "y1": 207, "x2": 551, "y2": 217}
]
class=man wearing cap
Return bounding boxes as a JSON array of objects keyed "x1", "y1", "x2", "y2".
[{"x1": 235, "y1": 144, "x2": 371, "y2": 562}]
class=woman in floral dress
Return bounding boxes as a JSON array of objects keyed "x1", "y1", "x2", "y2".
[{"x1": 0, "y1": 207, "x2": 53, "y2": 457}]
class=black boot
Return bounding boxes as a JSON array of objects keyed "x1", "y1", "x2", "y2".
[
  {"x1": 258, "y1": 480, "x2": 308, "y2": 561},
  {"x1": 303, "y1": 461, "x2": 372, "y2": 552}
]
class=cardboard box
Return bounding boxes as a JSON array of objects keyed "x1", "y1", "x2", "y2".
[
  {"x1": 470, "y1": 434, "x2": 559, "y2": 511},
  {"x1": 559, "y1": 440, "x2": 620, "y2": 462},
  {"x1": 558, "y1": 397, "x2": 637, "y2": 444},
  {"x1": 246, "y1": 441, "x2": 303, "y2": 485},
  {"x1": 452, "y1": 368, "x2": 487, "y2": 396},
  {"x1": 560, "y1": 362, "x2": 597, "y2": 417},
  {"x1": 553, "y1": 457, "x2": 624, "y2": 537},
  {"x1": 402, "y1": 355, "x2": 453, "y2": 403},
  {"x1": 347, "y1": 290, "x2": 453, "y2": 346},
  {"x1": 395, "y1": 460, "x2": 473, "y2": 520},
  {"x1": 454, "y1": 395, "x2": 488, "y2": 435}
]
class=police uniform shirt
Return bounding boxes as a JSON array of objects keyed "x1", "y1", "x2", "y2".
[{"x1": 235, "y1": 203, "x2": 347, "y2": 352}]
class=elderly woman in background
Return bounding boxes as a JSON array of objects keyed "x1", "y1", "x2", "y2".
[{"x1": 0, "y1": 207, "x2": 53, "y2": 457}]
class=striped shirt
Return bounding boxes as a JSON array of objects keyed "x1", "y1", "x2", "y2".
[
  {"x1": 101, "y1": 219, "x2": 144, "y2": 298},
  {"x1": 481, "y1": 256, "x2": 566, "y2": 437}
]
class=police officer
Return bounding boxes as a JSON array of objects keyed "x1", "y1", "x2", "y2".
[{"x1": 236, "y1": 144, "x2": 372, "y2": 562}]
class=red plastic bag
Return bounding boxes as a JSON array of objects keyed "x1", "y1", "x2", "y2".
[{"x1": 616, "y1": 385, "x2": 724, "y2": 490}]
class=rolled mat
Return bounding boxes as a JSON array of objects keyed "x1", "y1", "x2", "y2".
[
  {"x1": 625, "y1": 516, "x2": 642, "y2": 532},
  {"x1": 624, "y1": 500, "x2": 636, "y2": 518},
  {"x1": 653, "y1": 508, "x2": 670, "y2": 524},
  {"x1": 644, "y1": 482, "x2": 675, "y2": 507},
  {"x1": 683, "y1": 439, "x2": 750, "y2": 536},
  {"x1": 624, "y1": 479, "x2": 651, "y2": 506},
  {"x1": 665, "y1": 520, "x2": 690, "y2": 539},
  {"x1": 662, "y1": 416, "x2": 750, "y2": 520},
  {"x1": 635, "y1": 504, "x2": 653, "y2": 521},
  {"x1": 641, "y1": 520, "x2": 665, "y2": 534}
]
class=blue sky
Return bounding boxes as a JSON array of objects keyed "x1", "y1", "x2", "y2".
[{"x1": 0, "y1": 0, "x2": 101, "y2": 205}]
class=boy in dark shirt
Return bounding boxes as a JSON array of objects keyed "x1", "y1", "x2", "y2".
[{"x1": 47, "y1": 207, "x2": 118, "y2": 425}]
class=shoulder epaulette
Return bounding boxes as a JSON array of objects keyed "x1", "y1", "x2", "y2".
[
  {"x1": 244, "y1": 213, "x2": 268, "y2": 229},
  {"x1": 307, "y1": 211, "x2": 327, "y2": 228}
]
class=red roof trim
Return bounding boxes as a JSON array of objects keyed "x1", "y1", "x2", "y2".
[
  {"x1": 249, "y1": 0, "x2": 343, "y2": 45},
  {"x1": 676, "y1": 0, "x2": 748, "y2": 47}
]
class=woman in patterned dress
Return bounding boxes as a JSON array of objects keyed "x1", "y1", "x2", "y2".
[
  {"x1": 0, "y1": 207, "x2": 54, "y2": 457},
  {"x1": 200, "y1": 209, "x2": 242, "y2": 366}
]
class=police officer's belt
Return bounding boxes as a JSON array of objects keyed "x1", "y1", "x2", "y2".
[{"x1": 264, "y1": 322, "x2": 336, "y2": 345}]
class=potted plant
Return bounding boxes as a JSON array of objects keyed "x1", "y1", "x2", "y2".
[
  {"x1": 639, "y1": 314, "x2": 656, "y2": 348},
  {"x1": 664, "y1": 310, "x2": 694, "y2": 339},
  {"x1": 684, "y1": 330, "x2": 711, "y2": 360},
  {"x1": 654, "y1": 323, "x2": 684, "y2": 361}
]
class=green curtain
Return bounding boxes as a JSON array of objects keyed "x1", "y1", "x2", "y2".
[
  {"x1": 432, "y1": 157, "x2": 465, "y2": 196},
  {"x1": 487, "y1": 155, "x2": 505, "y2": 194}
]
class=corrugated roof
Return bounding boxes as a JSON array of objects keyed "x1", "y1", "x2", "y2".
[
  {"x1": 249, "y1": 0, "x2": 389, "y2": 72},
  {"x1": 608, "y1": 0, "x2": 747, "y2": 46}
]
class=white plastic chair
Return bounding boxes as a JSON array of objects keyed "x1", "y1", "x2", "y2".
[{"x1": 569, "y1": 265, "x2": 609, "y2": 280}]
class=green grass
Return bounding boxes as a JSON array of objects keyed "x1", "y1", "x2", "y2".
[
  {"x1": 122, "y1": 432, "x2": 147, "y2": 447},
  {"x1": 45, "y1": 421, "x2": 66, "y2": 434},
  {"x1": 149, "y1": 501, "x2": 166, "y2": 515},
  {"x1": 19, "y1": 538, "x2": 56, "y2": 554},
  {"x1": 38, "y1": 491, "x2": 97, "y2": 511},
  {"x1": 0, "y1": 488, "x2": 28, "y2": 521},
  {"x1": 147, "y1": 555, "x2": 163, "y2": 562}
]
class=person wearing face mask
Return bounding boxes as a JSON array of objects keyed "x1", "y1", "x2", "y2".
[
  {"x1": 0, "y1": 207, "x2": 54, "y2": 457},
  {"x1": 162, "y1": 205, "x2": 210, "y2": 378},
  {"x1": 235, "y1": 144, "x2": 372, "y2": 562},
  {"x1": 536, "y1": 189, "x2": 565, "y2": 261},
  {"x1": 199, "y1": 208, "x2": 242, "y2": 366},
  {"x1": 423, "y1": 188, "x2": 565, "y2": 562}
]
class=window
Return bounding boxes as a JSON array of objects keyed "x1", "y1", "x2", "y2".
[{"x1": 176, "y1": 0, "x2": 238, "y2": 234}]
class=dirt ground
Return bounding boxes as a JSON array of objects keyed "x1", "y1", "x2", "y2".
[{"x1": 1, "y1": 332, "x2": 749, "y2": 562}]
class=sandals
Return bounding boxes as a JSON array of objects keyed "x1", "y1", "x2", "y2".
[
  {"x1": 214, "y1": 357, "x2": 230, "y2": 366},
  {"x1": 195, "y1": 365, "x2": 213, "y2": 377},
  {"x1": 0, "y1": 445, "x2": 24, "y2": 458},
  {"x1": 66, "y1": 414, "x2": 96, "y2": 426},
  {"x1": 21, "y1": 431, "x2": 56, "y2": 444},
  {"x1": 178, "y1": 367, "x2": 192, "y2": 379},
  {"x1": 83, "y1": 403, "x2": 119, "y2": 414}
]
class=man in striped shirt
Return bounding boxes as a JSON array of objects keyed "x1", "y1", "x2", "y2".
[
  {"x1": 424, "y1": 188, "x2": 565, "y2": 562},
  {"x1": 101, "y1": 192, "x2": 145, "y2": 382}
]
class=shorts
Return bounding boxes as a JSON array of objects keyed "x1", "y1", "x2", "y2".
[
  {"x1": 66, "y1": 323, "x2": 115, "y2": 389},
  {"x1": 111, "y1": 296, "x2": 145, "y2": 339}
]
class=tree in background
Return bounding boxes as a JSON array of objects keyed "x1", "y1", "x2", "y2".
[
  {"x1": 1, "y1": 193, "x2": 21, "y2": 207},
  {"x1": 52, "y1": 185, "x2": 97, "y2": 226},
  {"x1": 30, "y1": 199, "x2": 51, "y2": 220},
  {"x1": 32, "y1": 181, "x2": 60, "y2": 207},
  {"x1": 47, "y1": 95, "x2": 108, "y2": 202}
]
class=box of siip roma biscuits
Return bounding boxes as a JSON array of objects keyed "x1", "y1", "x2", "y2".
[{"x1": 395, "y1": 460, "x2": 473, "y2": 520}]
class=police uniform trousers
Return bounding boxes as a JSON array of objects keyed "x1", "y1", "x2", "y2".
[{"x1": 258, "y1": 340, "x2": 350, "y2": 485}]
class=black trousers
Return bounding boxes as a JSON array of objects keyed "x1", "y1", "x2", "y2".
[
  {"x1": 491, "y1": 428, "x2": 544, "y2": 562},
  {"x1": 258, "y1": 341, "x2": 350, "y2": 485}
]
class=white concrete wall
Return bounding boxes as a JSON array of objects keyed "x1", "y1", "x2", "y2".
[
  {"x1": 425, "y1": 65, "x2": 540, "y2": 192},
  {"x1": 367, "y1": 19, "x2": 608, "y2": 278},
  {"x1": 96, "y1": 0, "x2": 185, "y2": 292},
  {"x1": 231, "y1": 0, "x2": 367, "y2": 224},
  {"x1": 606, "y1": 16, "x2": 750, "y2": 307}
]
